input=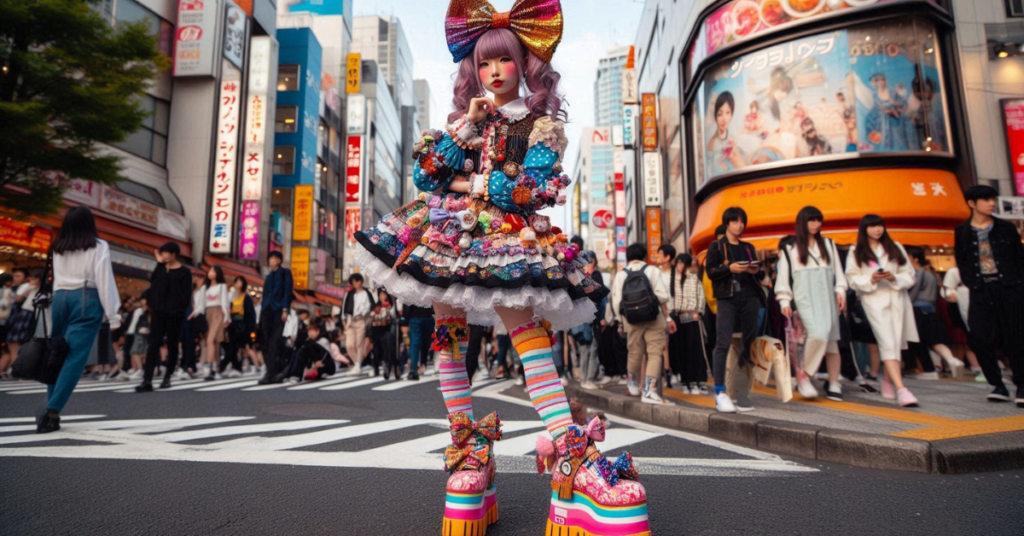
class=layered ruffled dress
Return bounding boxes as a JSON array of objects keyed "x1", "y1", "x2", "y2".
[{"x1": 354, "y1": 98, "x2": 607, "y2": 330}]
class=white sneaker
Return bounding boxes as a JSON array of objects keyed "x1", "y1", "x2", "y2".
[
  {"x1": 580, "y1": 381, "x2": 599, "y2": 390},
  {"x1": 560, "y1": 376, "x2": 569, "y2": 386},
  {"x1": 715, "y1": 393, "x2": 737, "y2": 413},
  {"x1": 642, "y1": 392, "x2": 675, "y2": 405},
  {"x1": 287, "y1": 376, "x2": 301, "y2": 384},
  {"x1": 226, "y1": 369, "x2": 242, "y2": 379},
  {"x1": 173, "y1": 370, "x2": 190, "y2": 381},
  {"x1": 797, "y1": 377, "x2": 819, "y2": 399},
  {"x1": 595, "y1": 375, "x2": 614, "y2": 386},
  {"x1": 814, "y1": 372, "x2": 829, "y2": 381},
  {"x1": 128, "y1": 369, "x2": 144, "y2": 381},
  {"x1": 914, "y1": 371, "x2": 940, "y2": 380},
  {"x1": 514, "y1": 376, "x2": 525, "y2": 386},
  {"x1": 345, "y1": 365, "x2": 363, "y2": 376},
  {"x1": 945, "y1": 358, "x2": 965, "y2": 379},
  {"x1": 627, "y1": 381, "x2": 641, "y2": 397}
]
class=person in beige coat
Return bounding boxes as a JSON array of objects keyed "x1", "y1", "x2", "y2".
[{"x1": 845, "y1": 214, "x2": 919, "y2": 407}]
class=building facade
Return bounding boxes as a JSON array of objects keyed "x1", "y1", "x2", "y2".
[{"x1": 629, "y1": 0, "x2": 1024, "y2": 260}]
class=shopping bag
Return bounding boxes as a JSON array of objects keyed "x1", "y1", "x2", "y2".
[
  {"x1": 750, "y1": 335, "x2": 793, "y2": 403},
  {"x1": 772, "y1": 352, "x2": 793, "y2": 403}
]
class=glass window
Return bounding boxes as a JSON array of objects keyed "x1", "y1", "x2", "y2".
[
  {"x1": 693, "y1": 18, "x2": 951, "y2": 189},
  {"x1": 115, "y1": 0, "x2": 174, "y2": 56},
  {"x1": 116, "y1": 180, "x2": 165, "y2": 207},
  {"x1": 112, "y1": 94, "x2": 169, "y2": 166},
  {"x1": 274, "y1": 146, "x2": 296, "y2": 175},
  {"x1": 275, "y1": 106, "x2": 298, "y2": 133},
  {"x1": 277, "y1": 65, "x2": 299, "y2": 92}
]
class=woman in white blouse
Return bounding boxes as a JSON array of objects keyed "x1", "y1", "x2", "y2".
[
  {"x1": 38, "y1": 207, "x2": 121, "y2": 433},
  {"x1": 845, "y1": 214, "x2": 919, "y2": 407},
  {"x1": 200, "y1": 266, "x2": 231, "y2": 380},
  {"x1": 775, "y1": 207, "x2": 849, "y2": 402}
]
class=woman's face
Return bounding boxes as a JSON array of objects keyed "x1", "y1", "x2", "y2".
[
  {"x1": 207, "y1": 268, "x2": 216, "y2": 281},
  {"x1": 716, "y1": 103, "x2": 733, "y2": 133},
  {"x1": 675, "y1": 261, "x2": 686, "y2": 274},
  {"x1": 234, "y1": 278, "x2": 243, "y2": 291},
  {"x1": 806, "y1": 218, "x2": 822, "y2": 236},
  {"x1": 478, "y1": 55, "x2": 519, "y2": 97},
  {"x1": 866, "y1": 224, "x2": 886, "y2": 241}
]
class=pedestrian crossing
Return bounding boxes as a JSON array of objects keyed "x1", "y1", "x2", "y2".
[
  {"x1": 0, "y1": 371, "x2": 465, "y2": 396},
  {"x1": 0, "y1": 414, "x2": 816, "y2": 476}
]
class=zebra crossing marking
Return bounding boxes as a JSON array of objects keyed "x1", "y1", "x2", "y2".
[
  {"x1": 372, "y1": 376, "x2": 441, "y2": 391},
  {"x1": 196, "y1": 380, "x2": 262, "y2": 392},
  {"x1": 318, "y1": 377, "x2": 384, "y2": 391}
]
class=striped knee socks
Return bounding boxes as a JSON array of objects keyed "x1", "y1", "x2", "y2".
[
  {"x1": 436, "y1": 316, "x2": 473, "y2": 419},
  {"x1": 512, "y1": 321, "x2": 572, "y2": 439}
]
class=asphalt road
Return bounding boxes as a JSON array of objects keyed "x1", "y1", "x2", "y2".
[{"x1": 2, "y1": 373, "x2": 1023, "y2": 536}]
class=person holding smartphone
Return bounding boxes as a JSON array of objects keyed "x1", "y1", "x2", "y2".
[
  {"x1": 705, "y1": 207, "x2": 764, "y2": 413},
  {"x1": 845, "y1": 214, "x2": 919, "y2": 407}
]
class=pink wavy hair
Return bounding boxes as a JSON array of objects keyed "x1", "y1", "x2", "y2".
[{"x1": 448, "y1": 28, "x2": 567, "y2": 124}]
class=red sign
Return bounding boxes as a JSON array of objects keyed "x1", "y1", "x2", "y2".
[
  {"x1": 1002, "y1": 98, "x2": 1024, "y2": 196},
  {"x1": 345, "y1": 208, "x2": 361, "y2": 245},
  {"x1": 592, "y1": 209, "x2": 613, "y2": 230},
  {"x1": 614, "y1": 172, "x2": 626, "y2": 226},
  {"x1": 641, "y1": 93, "x2": 658, "y2": 151},
  {"x1": 346, "y1": 136, "x2": 362, "y2": 203},
  {"x1": 646, "y1": 208, "x2": 662, "y2": 262},
  {"x1": 0, "y1": 217, "x2": 51, "y2": 251}
]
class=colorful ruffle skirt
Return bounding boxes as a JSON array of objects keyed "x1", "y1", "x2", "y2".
[{"x1": 354, "y1": 192, "x2": 607, "y2": 331}]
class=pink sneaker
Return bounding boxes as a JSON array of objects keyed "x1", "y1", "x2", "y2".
[
  {"x1": 897, "y1": 388, "x2": 919, "y2": 407},
  {"x1": 881, "y1": 379, "x2": 895, "y2": 400},
  {"x1": 442, "y1": 412, "x2": 502, "y2": 536}
]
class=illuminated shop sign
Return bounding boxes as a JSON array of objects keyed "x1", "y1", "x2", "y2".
[
  {"x1": 694, "y1": 19, "x2": 950, "y2": 189},
  {"x1": 687, "y1": 0, "x2": 938, "y2": 81}
]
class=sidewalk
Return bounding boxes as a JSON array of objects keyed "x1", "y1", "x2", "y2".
[{"x1": 547, "y1": 375, "x2": 1024, "y2": 474}]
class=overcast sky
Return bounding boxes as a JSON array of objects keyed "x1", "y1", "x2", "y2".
[{"x1": 354, "y1": 0, "x2": 647, "y2": 230}]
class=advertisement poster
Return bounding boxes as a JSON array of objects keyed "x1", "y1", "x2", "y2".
[
  {"x1": 346, "y1": 136, "x2": 363, "y2": 202},
  {"x1": 345, "y1": 208, "x2": 361, "y2": 245},
  {"x1": 641, "y1": 94, "x2": 658, "y2": 151},
  {"x1": 174, "y1": 0, "x2": 221, "y2": 77},
  {"x1": 208, "y1": 66, "x2": 243, "y2": 253},
  {"x1": 699, "y1": 21, "x2": 948, "y2": 185},
  {"x1": 291, "y1": 246, "x2": 310, "y2": 290},
  {"x1": 238, "y1": 201, "x2": 260, "y2": 260},
  {"x1": 1002, "y1": 99, "x2": 1024, "y2": 196}
]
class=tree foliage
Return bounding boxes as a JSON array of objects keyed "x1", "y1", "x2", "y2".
[{"x1": 0, "y1": 0, "x2": 168, "y2": 215}]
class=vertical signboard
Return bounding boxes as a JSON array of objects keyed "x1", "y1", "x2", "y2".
[
  {"x1": 222, "y1": 1, "x2": 247, "y2": 69},
  {"x1": 174, "y1": 0, "x2": 221, "y2": 77},
  {"x1": 622, "y1": 45, "x2": 638, "y2": 104},
  {"x1": 1001, "y1": 99, "x2": 1024, "y2": 196},
  {"x1": 208, "y1": 64, "x2": 242, "y2": 254},
  {"x1": 622, "y1": 104, "x2": 640, "y2": 147},
  {"x1": 642, "y1": 152, "x2": 663, "y2": 207},
  {"x1": 345, "y1": 135, "x2": 363, "y2": 203},
  {"x1": 345, "y1": 208, "x2": 361, "y2": 244},
  {"x1": 346, "y1": 53, "x2": 361, "y2": 94},
  {"x1": 238, "y1": 35, "x2": 276, "y2": 259},
  {"x1": 346, "y1": 94, "x2": 366, "y2": 135},
  {"x1": 641, "y1": 93, "x2": 658, "y2": 151},
  {"x1": 291, "y1": 246, "x2": 310, "y2": 290},
  {"x1": 614, "y1": 171, "x2": 627, "y2": 263},
  {"x1": 646, "y1": 208, "x2": 662, "y2": 262},
  {"x1": 293, "y1": 184, "x2": 314, "y2": 241}
]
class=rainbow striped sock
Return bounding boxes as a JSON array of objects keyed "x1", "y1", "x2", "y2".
[
  {"x1": 512, "y1": 321, "x2": 572, "y2": 439},
  {"x1": 438, "y1": 316, "x2": 472, "y2": 419}
]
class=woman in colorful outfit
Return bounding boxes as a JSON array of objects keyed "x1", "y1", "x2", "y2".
[{"x1": 353, "y1": 1, "x2": 650, "y2": 535}]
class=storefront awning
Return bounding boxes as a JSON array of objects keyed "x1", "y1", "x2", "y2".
[{"x1": 203, "y1": 255, "x2": 265, "y2": 289}]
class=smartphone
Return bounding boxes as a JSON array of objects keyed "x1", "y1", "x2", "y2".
[
  {"x1": 748, "y1": 260, "x2": 762, "y2": 267},
  {"x1": 877, "y1": 267, "x2": 885, "y2": 273}
]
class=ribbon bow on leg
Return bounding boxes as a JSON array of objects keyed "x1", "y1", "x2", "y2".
[{"x1": 444, "y1": 412, "x2": 503, "y2": 473}]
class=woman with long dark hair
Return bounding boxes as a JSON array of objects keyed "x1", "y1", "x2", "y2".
[
  {"x1": 224, "y1": 276, "x2": 257, "y2": 378},
  {"x1": 845, "y1": 214, "x2": 919, "y2": 406},
  {"x1": 200, "y1": 266, "x2": 230, "y2": 380},
  {"x1": 38, "y1": 207, "x2": 121, "y2": 433},
  {"x1": 668, "y1": 254, "x2": 707, "y2": 394},
  {"x1": 775, "y1": 206, "x2": 848, "y2": 401}
]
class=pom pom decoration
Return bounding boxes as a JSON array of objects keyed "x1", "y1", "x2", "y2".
[
  {"x1": 556, "y1": 194, "x2": 567, "y2": 206},
  {"x1": 511, "y1": 187, "x2": 533, "y2": 205},
  {"x1": 500, "y1": 223, "x2": 512, "y2": 234},
  {"x1": 477, "y1": 211, "x2": 493, "y2": 230},
  {"x1": 535, "y1": 435, "x2": 556, "y2": 474}
]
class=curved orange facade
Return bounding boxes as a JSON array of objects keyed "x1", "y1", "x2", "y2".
[{"x1": 690, "y1": 168, "x2": 970, "y2": 252}]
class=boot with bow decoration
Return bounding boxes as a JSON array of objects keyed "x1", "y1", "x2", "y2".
[
  {"x1": 536, "y1": 417, "x2": 650, "y2": 536},
  {"x1": 442, "y1": 411, "x2": 502, "y2": 536}
]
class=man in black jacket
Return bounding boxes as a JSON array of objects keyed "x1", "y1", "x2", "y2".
[
  {"x1": 705, "y1": 207, "x2": 763, "y2": 414},
  {"x1": 136, "y1": 242, "x2": 193, "y2": 392},
  {"x1": 258, "y1": 251, "x2": 293, "y2": 384},
  {"x1": 954, "y1": 185, "x2": 1024, "y2": 407}
]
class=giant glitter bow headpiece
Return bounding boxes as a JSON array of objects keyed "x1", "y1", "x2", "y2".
[{"x1": 446, "y1": 0, "x2": 564, "y2": 63}]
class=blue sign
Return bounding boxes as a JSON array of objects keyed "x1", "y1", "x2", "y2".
[{"x1": 287, "y1": 0, "x2": 343, "y2": 16}]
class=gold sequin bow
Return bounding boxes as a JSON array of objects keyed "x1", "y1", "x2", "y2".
[
  {"x1": 444, "y1": 411, "x2": 503, "y2": 473},
  {"x1": 445, "y1": 0, "x2": 564, "y2": 63}
]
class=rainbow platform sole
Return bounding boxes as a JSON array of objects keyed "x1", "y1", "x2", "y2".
[
  {"x1": 441, "y1": 485, "x2": 498, "y2": 536},
  {"x1": 545, "y1": 490, "x2": 651, "y2": 536}
]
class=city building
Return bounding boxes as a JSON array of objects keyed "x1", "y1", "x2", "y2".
[
  {"x1": 414, "y1": 79, "x2": 433, "y2": 129},
  {"x1": 351, "y1": 16, "x2": 415, "y2": 109},
  {"x1": 628, "y1": 0, "x2": 1024, "y2": 261},
  {"x1": 573, "y1": 127, "x2": 619, "y2": 273}
]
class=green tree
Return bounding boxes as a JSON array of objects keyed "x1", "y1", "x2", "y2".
[{"x1": 0, "y1": 0, "x2": 168, "y2": 216}]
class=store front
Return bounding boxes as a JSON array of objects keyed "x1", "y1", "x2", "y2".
[{"x1": 681, "y1": 0, "x2": 972, "y2": 253}]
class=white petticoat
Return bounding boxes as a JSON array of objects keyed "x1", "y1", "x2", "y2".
[{"x1": 354, "y1": 245, "x2": 597, "y2": 331}]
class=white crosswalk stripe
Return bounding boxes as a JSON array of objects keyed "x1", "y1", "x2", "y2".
[
  {"x1": 196, "y1": 380, "x2": 262, "y2": 392},
  {"x1": 0, "y1": 415, "x2": 816, "y2": 476},
  {"x1": 318, "y1": 377, "x2": 384, "y2": 391},
  {"x1": 371, "y1": 376, "x2": 440, "y2": 391}
]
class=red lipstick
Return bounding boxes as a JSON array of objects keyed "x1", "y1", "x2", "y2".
[{"x1": 492, "y1": 80, "x2": 504, "y2": 88}]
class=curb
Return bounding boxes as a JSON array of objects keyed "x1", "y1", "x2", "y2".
[{"x1": 567, "y1": 385, "x2": 1024, "y2": 474}]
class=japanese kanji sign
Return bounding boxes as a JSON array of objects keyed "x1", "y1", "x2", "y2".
[
  {"x1": 642, "y1": 152, "x2": 663, "y2": 207},
  {"x1": 238, "y1": 200, "x2": 260, "y2": 260},
  {"x1": 345, "y1": 136, "x2": 363, "y2": 203},
  {"x1": 293, "y1": 185, "x2": 314, "y2": 242},
  {"x1": 174, "y1": 0, "x2": 221, "y2": 77},
  {"x1": 646, "y1": 208, "x2": 662, "y2": 262},
  {"x1": 208, "y1": 65, "x2": 243, "y2": 254},
  {"x1": 641, "y1": 93, "x2": 658, "y2": 152},
  {"x1": 346, "y1": 53, "x2": 361, "y2": 94},
  {"x1": 291, "y1": 246, "x2": 310, "y2": 290},
  {"x1": 238, "y1": 35, "x2": 277, "y2": 259}
]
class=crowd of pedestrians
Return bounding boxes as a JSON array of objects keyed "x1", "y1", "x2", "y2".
[{"x1": 1, "y1": 184, "x2": 1021, "y2": 433}]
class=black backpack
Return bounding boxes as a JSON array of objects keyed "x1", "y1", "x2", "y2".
[{"x1": 619, "y1": 264, "x2": 660, "y2": 324}]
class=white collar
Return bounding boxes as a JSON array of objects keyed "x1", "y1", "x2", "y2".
[{"x1": 498, "y1": 98, "x2": 530, "y2": 123}]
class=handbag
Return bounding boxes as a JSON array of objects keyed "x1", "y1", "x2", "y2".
[
  {"x1": 12, "y1": 304, "x2": 70, "y2": 384},
  {"x1": 750, "y1": 336, "x2": 792, "y2": 403}
]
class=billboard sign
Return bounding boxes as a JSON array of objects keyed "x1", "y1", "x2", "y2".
[
  {"x1": 208, "y1": 65, "x2": 242, "y2": 254},
  {"x1": 174, "y1": 0, "x2": 221, "y2": 77}
]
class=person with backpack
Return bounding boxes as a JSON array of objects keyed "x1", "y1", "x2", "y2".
[
  {"x1": 611, "y1": 243, "x2": 676, "y2": 405},
  {"x1": 705, "y1": 207, "x2": 763, "y2": 413},
  {"x1": 775, "y1": 206, "x2": 849, "y2": 401}
]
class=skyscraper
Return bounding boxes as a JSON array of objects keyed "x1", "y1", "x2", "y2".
[
  {"x1": 351, "y1": 16, "x2": 414, "y2": 109},
  {"x1": 594, "y1": 45, "x2": 630, "y2": 128}
]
